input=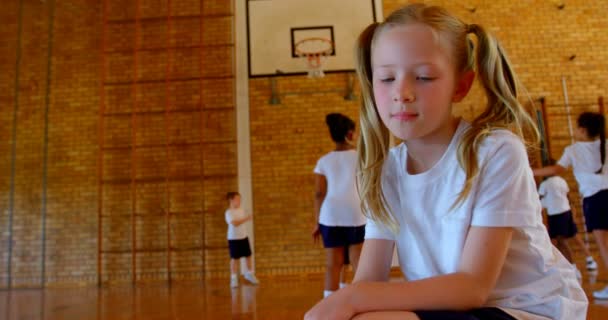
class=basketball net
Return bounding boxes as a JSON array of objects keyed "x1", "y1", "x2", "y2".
[
  {"x1": 295, "y1": 37, "x2": 333, "y2": 79},
  {"x1": 302, "y1": 53, "x2": 327, "y2": 78}
]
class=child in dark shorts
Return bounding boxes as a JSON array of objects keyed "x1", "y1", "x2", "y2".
[{"x1": 225, "y1": 192, "x2": 259, "y2": 288}]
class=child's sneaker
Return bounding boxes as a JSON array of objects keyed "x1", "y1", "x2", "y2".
[
  {"x1": 593, "y1": 286, "x2": 608, "y2": 299},
  {"x1": 230, "y1": 274, "x2": 239, "y2": 288},
  {"x1": 243, "y1": 272, "x2": 259, "y2": 285},
  {"x1": 587, "y1": 257, "x2": 598, "y2": 271}
]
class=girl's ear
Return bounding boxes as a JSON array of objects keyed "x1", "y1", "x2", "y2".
[
  {"x1": 452, "y1": 70, "x2": 475, "y2": 103},
  {"x1": 346, "y1": 130, "x2": 354, "y2": 142}
]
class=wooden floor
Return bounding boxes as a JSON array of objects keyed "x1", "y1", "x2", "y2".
[{"x1": 1, "y1": 271, "x2": 607, "y2": 320}]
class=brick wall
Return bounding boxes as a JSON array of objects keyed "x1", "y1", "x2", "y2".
[
  {"x1": 1, "y1": 0, "x2": 607, "y2": 286},
  {"x1": 249, "y1": 0, "x2": 608, "y2": 275},
  {"x1": 0, "y1": 0, "x2": 236, "y2": 288}
]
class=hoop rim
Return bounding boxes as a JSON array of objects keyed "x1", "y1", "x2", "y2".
[{"x1": 294, "y1": 37, "x2": 334, "y2": 56}]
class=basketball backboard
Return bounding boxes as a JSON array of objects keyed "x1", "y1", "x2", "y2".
[{"x1": 246, "y1": 0, "x2": 382, "y2": 78}]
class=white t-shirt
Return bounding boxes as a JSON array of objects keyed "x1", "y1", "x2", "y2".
[
  {"x1": 314, "y1": 150, "x2": 366, "y2": 226},
  {"x1": 365, "y1": 121, "x2": 587, "y2": 320},
  {"x1": 558, "y1": 140, "x2": 608, "y2": 197},
  {"x1": 538, "y1": 176, "x2": 571, "y2": 216},
  {"x1": 225, "y1": 208, "x2": 249, "y2": 240}
]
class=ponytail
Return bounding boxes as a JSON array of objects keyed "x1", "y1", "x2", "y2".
[
  {"x1": 451, "y1": 24, "x2": 538, "y2": 208},
  {"x1": 355, "y1": 22, "x2": 398, "y2": 232}
]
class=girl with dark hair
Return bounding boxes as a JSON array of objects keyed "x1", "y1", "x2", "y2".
[
  {"x1": 534, "y1": 111, "x2": 608, "y2": 299},
  {"x1": 313, "y1": 113, "x2": 366, "y2": 299}
]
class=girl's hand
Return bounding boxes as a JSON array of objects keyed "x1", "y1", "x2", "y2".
[
  {"x1": 304, "y1": 287, "x2": 356, "y2": 320},
  {"x1": 312, "y1": 224, "x2": 321, "y2": 243}
]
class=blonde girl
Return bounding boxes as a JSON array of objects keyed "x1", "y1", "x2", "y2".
[{"x1": 305, "y1": 4, "x2": 586, "y2": 320}]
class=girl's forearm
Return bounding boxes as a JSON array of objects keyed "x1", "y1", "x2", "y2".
[{"x1": 348, "y1": 273, "x2": 488, "y2": 315}]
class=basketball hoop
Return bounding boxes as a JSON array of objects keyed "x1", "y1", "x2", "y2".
[{"x1": 294, "y1": 37, "x2": 334, "y2": 78}]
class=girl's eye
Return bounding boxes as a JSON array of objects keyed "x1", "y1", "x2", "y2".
[
  {"x1": 416, "y1": 76, "x2": 435, "y2": 81},
  {"x1": 380, "y1": 78, "x2": 394, "y2": 83}
]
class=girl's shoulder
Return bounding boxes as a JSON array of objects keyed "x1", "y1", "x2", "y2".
[
  {"x1": 474, "y1": 128, "x2": 528, "y2": 165},
  {"x1": 321, "y1": 149, "x2": 355, "y2": 158}
]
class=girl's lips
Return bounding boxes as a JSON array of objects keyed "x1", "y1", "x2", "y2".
[{"x1": 392, "y1": 111, "x2": 418, "y2": 121}]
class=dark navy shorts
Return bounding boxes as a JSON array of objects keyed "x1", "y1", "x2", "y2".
[
  {"x1": 228, "y1": 237, "x2": 252, "y2": 259},
  {"x1": 547, "y1": 210, "x2": 578, "y2": 238},
  {"x1": 583, "y1": 189, "x2": 608, "y2": 232},
  {"x1": 414, "y1": 307, "x2": 516, "y2": 320},
  {"x1": 319, "y1": 224, "x2": 365, "y2": 248}
]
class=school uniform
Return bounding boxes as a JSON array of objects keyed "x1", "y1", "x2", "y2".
[
  {"x1": 538, "y1": 176, "x2": 578, "y2": 238},
  {"x1": 314, "y1": 150, "x2": 366, "y2": 248},
  {"x1": 225, "y1": 208, "x2": 252, "y2": 259},
  {"x1": 558, "y1": 140, "x2": 608, "y2": 231},
  {"x1": 366, "y1": 121, "x2": 587, "y2": 320}
]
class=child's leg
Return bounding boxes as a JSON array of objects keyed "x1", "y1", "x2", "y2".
[
  {"x1": 348, "y1": 243, "x2": 364, "y2": 274},
  {"x1": 230, "y1": 258, "x2": 239, "y2": 274},
  {"x1": 230, "y1": 259, "x2": 239, "y2": 287},
  {"x1": 592, "y1": 230, "x2": 608, "y2": 268},
  {"x1": 339, "y1": 265, "x2": 346, "y2": 286},
  {"x1": 324, "y1": 247, "x2": 345, "y2": 292},
  {"x1": 242, "y1": 255, "x2": 259, "y2": 284},
  {"x1": 245, "y1": 255, "x2": 253, "y2": 272},
  {"x1": 572, "y1": 233, "x2": 593, "y2": 257},
  {"x1": 554, "y1": 236, "x2": 573, "y2": 262}
]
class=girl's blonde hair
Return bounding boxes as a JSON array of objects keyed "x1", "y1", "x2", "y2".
[{"x1": 355, "y1": 3, "x2": 539, "y2": 233}]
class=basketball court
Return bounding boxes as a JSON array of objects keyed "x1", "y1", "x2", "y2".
[{"x1": 1, "y1": 0, "x2": 608, "y2": 319}]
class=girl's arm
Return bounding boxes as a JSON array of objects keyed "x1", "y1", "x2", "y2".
[
  {"x1": 533, "y1": 164, "x2": 566, "y2": 177},
  {"x1": 305, "y1": 226, "x2": 513, "y2": 319},
  {"x1": 347, "y1": 226, "x2": 513, "y2": 313},
  {"x1": 353, "y1": 239, "x2": 395, "y2": 282},
  {"x1": 312, "y1": 174, "x2": 327, "y2": 241},
  {"x1": 313, "y1": 174, "x2": 327, "y2": 222}
]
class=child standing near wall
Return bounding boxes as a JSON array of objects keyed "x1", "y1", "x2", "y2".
[{"x1": 225, "y1": 191, "x2": 259, "y2": 288}]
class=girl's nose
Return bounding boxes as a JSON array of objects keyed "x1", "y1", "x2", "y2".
[{"x1": 393, "y1": 81, "x2": 415, "y2": 103}]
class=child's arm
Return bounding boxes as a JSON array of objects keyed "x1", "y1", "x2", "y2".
[
  {"x1": 227, "y1": 211, "x2": 252, "y2": 226},
  {"x1": 312, "y1": 174, "x2": 327, "y2": 241},
  {"x1": 533, "y1": 164, "x2": 566, "y2": 177},
  {"x1": 353, "y1": 239, "x2": 394, "y2": 282},
  {"x1": 351, "y1": 226, "x2": 512, "y2": 312},
  {"x1": 305, "y1": 226, "x2": 513, "y2": 319}
]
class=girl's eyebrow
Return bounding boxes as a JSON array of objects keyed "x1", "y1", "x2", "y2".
[{"x1": 373, "y1": 62, "x2": 437, "y2": 68}]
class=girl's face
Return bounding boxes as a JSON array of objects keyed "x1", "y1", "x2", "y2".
[{"x1": 371, "y1": 24, "x2": 471, "y2": 142}]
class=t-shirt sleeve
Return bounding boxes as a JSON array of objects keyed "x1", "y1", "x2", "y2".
[
  {"x1": 538, "y1": 181, "x2": 546, "y2": 197},
  {"x1": 364, "y1": 215, "x2": 396, "y2": 241},
  {"x1": 557, "y1": 147, "x2": 572, "y2": 168},
  {"x1": 313, "y1": 156, "x2": 325, "y2": 175},
  {"x1": 225, "y1": 210, "x2": 233, "y2": 225},
  {"x1": 471, "y1": 134, "x2": 541, "y2": 227}
]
